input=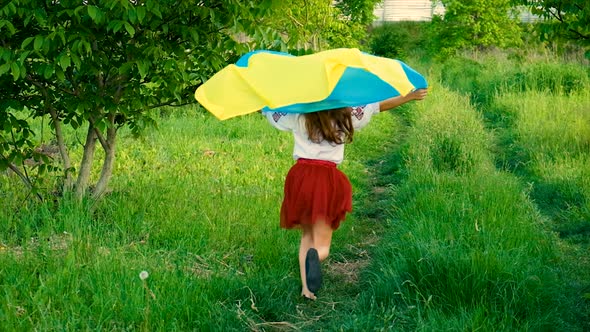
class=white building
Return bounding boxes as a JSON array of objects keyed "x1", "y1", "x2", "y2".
[
  {"x1": 373, "y1": 0, "x2": 445, "y2": 22},
  {"x1": 373, "y1": 1, "x2": 540, "y2": 23}
]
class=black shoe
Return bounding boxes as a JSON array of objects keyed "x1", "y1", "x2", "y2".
[{"x1": 305, "y1": 248, "x2": 322, "y2": 293}]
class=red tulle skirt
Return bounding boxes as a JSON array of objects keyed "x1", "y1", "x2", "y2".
[{"x1": 280, "y1": 158, "x2": 353, "y2": 230}]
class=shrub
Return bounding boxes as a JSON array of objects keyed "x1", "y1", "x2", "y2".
[
  {"x1": 368, "y1": 21, "x2": 428, "y2": 60},
  {"x1": 426, "y1": 0, "x2": 522, "y2": 59}
]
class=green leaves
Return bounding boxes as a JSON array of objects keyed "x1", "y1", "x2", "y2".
[
  {"x1": 136, "y1": 60, "x2": 150, "y2": 79},
  {"x1": 519, "y1": 0, "x2": 590, "y2": 45},
  {"x1": 33, "y1": 35, "x2": 43, "y2": 50},
  {"x1": 21, "y1": 36, "x2": 34, "y2": 48},
  {"x1": 136, "y1": 6, "x2": 146, "y2": 23},
  {"x1": 0, "y1": 0, "x2": 269, "y2": 191},
  {"x1": 123, "y1": 22, "x2": 135, "y2": 36},
  {"x1": 10, "y1": 62, "x2": 20, "y2": 80},
  {"x1": 258, "y1": 0, "x2": 379, "y2": 50},
  {"x1": 0, "y1": 19, "x2": 16, "y2": 35},
  {"x1": 87, "y1": 5, "x2": 103, "y2": 24},
  {"x1": 58, "y1": 53, "x2": 71, "y2": 71},
  {"x1": 0, "y1": 110, "x2": 36, "y2": 173},
  {"x1": 430, "y1": 0, "x2": 523, "y2": 56},
  {"x1": 0, "y1": 59, "x2": 10, "y2": 75},
  {"x1": 42, "y1": 63, "x2": 53, "y2": 79},
  {"x1": 0, "y1": 1, "x2": 17, "y2": 16}
]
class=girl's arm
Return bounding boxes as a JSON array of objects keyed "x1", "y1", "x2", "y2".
[
  {"x1": 379, "y1": 88, "x2": 428, "y2": 112},
  {"x1": 261, "y1": 110, "x2": 299, "y2": 131}
]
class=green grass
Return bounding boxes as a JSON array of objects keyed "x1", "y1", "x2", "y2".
[
  {"x1": 357, "y1": 85, "x2": 568, "y2": 330},
  {"x1": 437, "y1": 53, "x2": 590, "y2": 330},
  {"x1": 0, "y1": 109, "x2": 402, "y2": 330},
  {"x1": 1, "y1": 53, "x2": 589, "y2": 330}
]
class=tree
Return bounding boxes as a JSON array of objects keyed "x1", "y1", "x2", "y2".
[
  {"x1": 0, "y1": 0, "x2": 274, "y2": 200},
  {"x1": 520, "y1": 0, "x2": 589, "y2": 47},
  {"x1": 1, "y1": 0, "x2": 382, "y2": 202},
  {"x1": 260, "y1": 0, "x2": 337, "y2": 50},
  {"x1": 333, "y1": 0, "x2": 383, "y2": 47},
  {"x1": 261, "y1": 0, "x2": 381, "y2": 51},
  {"x1": 429, "y1": 0, "x2": 523, "y2": 56}
]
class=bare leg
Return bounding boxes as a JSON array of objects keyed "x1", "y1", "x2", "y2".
[
  {"x1": 311, "y1": 220, "x2": 333, "y2": 261},
  {"x1": 299, "y1": 224, "x2": 315, "y2": 299},
  {"x1": 299, "y1": 220, "x2": 334, "y2": 300}
]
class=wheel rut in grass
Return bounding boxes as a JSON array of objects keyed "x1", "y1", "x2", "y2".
[{"x1": 476, "y1": 95, "x2": 590, "y2": 330}]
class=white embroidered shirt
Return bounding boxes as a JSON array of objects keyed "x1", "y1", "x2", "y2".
[{"x1": 262, "y1": 103, "x2": 380, "y2": 164}]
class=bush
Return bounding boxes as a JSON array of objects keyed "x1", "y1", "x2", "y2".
[
  {"x1": 368, "y1": 21, "x2": 428, "y2": 60},
  {"x1": 425, "y1": 0, "x2": 523, "y2": 60}
]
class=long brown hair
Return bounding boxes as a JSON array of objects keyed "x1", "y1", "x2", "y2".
[{"x1": 303, "y1": 107, "x2": 354, "y2": 144}]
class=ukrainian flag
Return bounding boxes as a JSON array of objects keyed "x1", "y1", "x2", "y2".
[{"x1": 195, "y1": 48, "x2": 427, "y2": 120}]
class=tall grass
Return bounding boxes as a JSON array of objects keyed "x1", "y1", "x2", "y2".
[
  {"x1": 491, "y1": 90, "x2": 590, "y2": 320},
  {"x1": 437, "y1": 53, "x2": 590, "y2": 330},
  {"x1": 354, "y1": 84, "x2": 569, "y2": 331},
  {"x1": 0, "y1": 109, "x2": 403, "y2": 330},
  {"x1": 440, "y1": 53, "x2": 590, "y2": 242},
  {"x1": 440, "y1": 54, "x2": 590, "y2": 107},
  {"x1": 1, "y1": 112, "x2": 301, "y2": 330},
  {"x1": 1, "y1": 53, "x2": 589, "y2": 330}
]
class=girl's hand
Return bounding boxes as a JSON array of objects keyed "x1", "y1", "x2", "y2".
[
  {"x1": 407, "y1": 88, "x2": 428, "y2": 101},
  {"x1": 379, "y1": 88, "x2": 428, "y2": 111}
]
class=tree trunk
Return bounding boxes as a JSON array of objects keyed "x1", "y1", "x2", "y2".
[
  {"x1": 92, "y1": 115, "x2": 117, "y2": 200},
  {"x1": 75, "y1": 123, "x2": 97, "y2": 200},
  {"x1": 48, "y1": 109, "x2": 73, "y2": 191}
]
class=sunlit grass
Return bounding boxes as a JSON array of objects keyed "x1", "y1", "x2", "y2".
[
  {"x1": 1, "y1": 55, "x2": 589, "y2": 330},
  {"x1": 0, "y1": 107, "x2": 406, "y2": 330},
  {"x1": 353, "y1": 83, "x2": 570, "y2": 331}
]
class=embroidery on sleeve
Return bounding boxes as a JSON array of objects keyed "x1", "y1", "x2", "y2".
[
  {"x1": 272, "y1": 112, "x2": 287, "y2": 122},
  {"x1": 351, "y1": 105, "x2": 366, "y2": 120}
]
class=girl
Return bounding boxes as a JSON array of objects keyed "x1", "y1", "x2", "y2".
[{"x1": 263, "y1": 89, "x2": 428, "y2": 300}]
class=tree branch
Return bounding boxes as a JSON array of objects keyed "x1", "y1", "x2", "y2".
[
  {"x1": 48, "y1": 107, "x2": 74, "y2": 190},
  {"x1": 147, "y1": 100, "x2": 195, "y2": 110},
  {"x1": 26, "y1": 75, "x2": 47, "y2": 93},
  {"x1": 88, "y1": 115, "x2": 109, "y2": 150},
  {"x1": 568, "y1": 28, "x2": 590, "y2": 40},
  {"x1": 3, "y1": 158, "x2": 33, "y2": 189},
  {"x1": 1, "y1": 153, "x2": 43, "y2": 201}
]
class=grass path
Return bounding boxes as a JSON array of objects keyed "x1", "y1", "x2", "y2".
[
  {"x1": 282, "y1": 112, "x2": 411, "y2": 330},
  {"x1": 226, "y1": 107, "x2": 414, "y2": 330}
]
